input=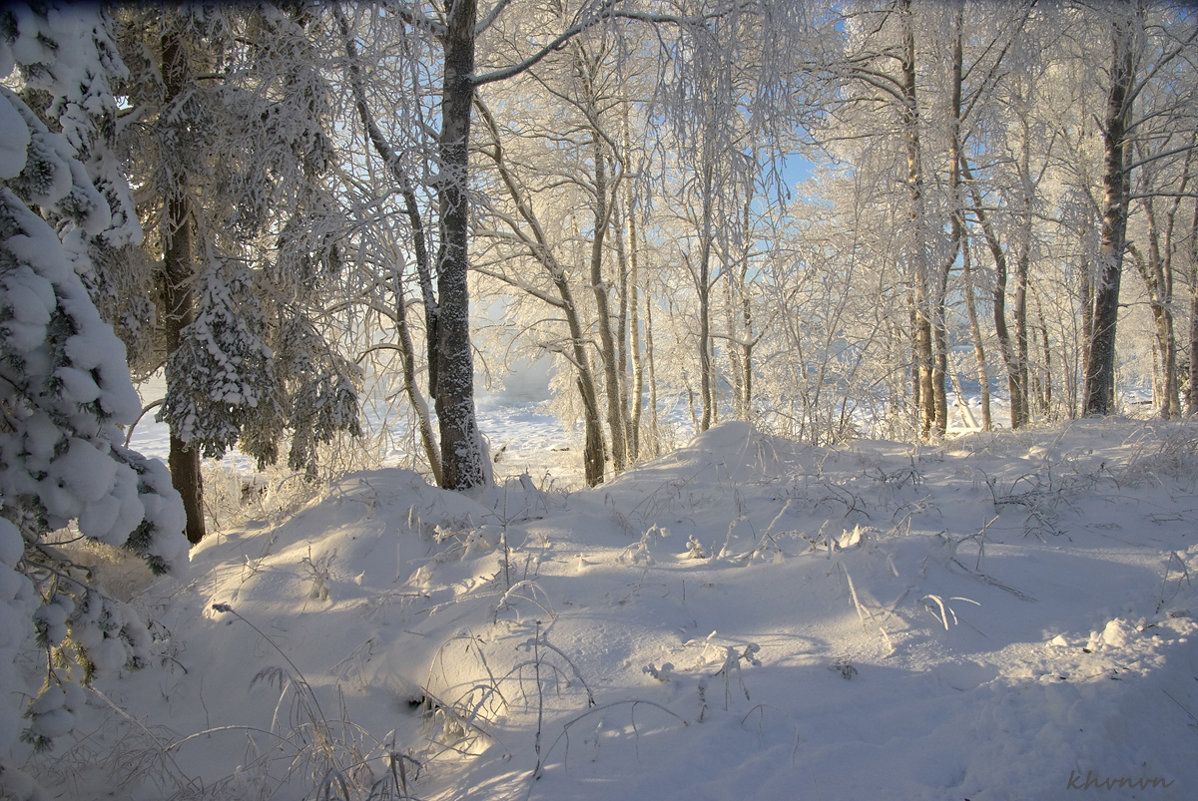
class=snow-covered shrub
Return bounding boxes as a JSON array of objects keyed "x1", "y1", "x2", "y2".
[{"x1": 0, "y1": 1, "x2": 187, "y2": 760}]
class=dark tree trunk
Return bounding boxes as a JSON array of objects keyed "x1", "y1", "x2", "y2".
[
  {"x1": 1084, "y1": 13, "x2": 1134, "y2": 416},
  {"x1": 161, "y1": 28, "x2": 204, "y2": 545},
  {"x1": 434, "y1": 0, "x2": 485, "y2": 489},
  {"x1": 579, "y1": 377, "x2": 605, "y2": 487}
]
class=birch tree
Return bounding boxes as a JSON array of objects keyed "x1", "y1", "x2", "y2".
[
  {"x1": 1082, "y1": 1, "x2": 1139, "y2": 415},
  {"x1": 1123, "y1": 12, "x2": 1198, "y2": 419},
  {"x1": 332, "y1": 0, "x2": 731, "y2": 489},
  {"x1": 472, "y1": 91, "x2": 612, "y2": 485}
]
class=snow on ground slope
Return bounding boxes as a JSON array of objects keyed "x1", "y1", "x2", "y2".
[{"x1": 23, "y1": 419, "x2": 1198, "y2": 800}]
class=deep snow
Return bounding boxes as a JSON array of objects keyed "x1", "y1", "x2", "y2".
[{"x1": 19, "y1": 414, "x2": 1198, "y2": 800}]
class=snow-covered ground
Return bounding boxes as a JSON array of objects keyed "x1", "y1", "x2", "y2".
[{"x1": 21, "y1": 411, "x2": 1198, "y2": 800}]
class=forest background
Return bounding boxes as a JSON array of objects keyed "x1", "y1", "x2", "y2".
[{"x1": 2, "y1": 0, "x2": 1197, "y2": 775}]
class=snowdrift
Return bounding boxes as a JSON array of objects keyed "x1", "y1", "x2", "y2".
[{"x1": 21, "y1": 420, "x2": 1198, "y2": 800}]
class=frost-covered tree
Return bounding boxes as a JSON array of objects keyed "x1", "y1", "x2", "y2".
[
  {"x1": 113, "y1": 4, "x2": 360, "y2": 542},
  {"x1": 0, "y1": 2, "x2": 187, "y2": 769},
  {"x1": 468, "y1": 12, "x2": 657, "y2": 485},
  {"x1": 330, "y1": 0, "x2": 709, "y2": 489},
  {"x1": 466, "y1": 0, "x2": 810, "y2": 477},
  {"x1": 1110, "y1": 5, "x2": 1197, "y2": 419}
]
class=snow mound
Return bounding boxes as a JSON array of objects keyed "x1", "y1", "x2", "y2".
[{"x1": 24, "y1": 420, "x2": 1198, "y2": 800}]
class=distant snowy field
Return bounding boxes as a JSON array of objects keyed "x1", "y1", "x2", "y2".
[
  {"x1": 127, "y1": 375, "x2": 585, "y2": 488},
  {"x1": 26, "y1": 392, "x2": 1198, "y2": 801}
]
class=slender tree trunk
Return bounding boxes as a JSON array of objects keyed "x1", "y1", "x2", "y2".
[
  {"x1": 1130, "y1": 146, "x2": 1189, "y2": 419},
  {"x1": 161, "y1": 28, "x2": 204, "y2": 545},
  {"x1": 931, "y1": 1, "x2": 965, "y2": 437},
  {"x1": 546, "y1": 258, "x2": 608, "y2": 485},
  {"x1": 614, "y1": 193, "x2": 633, "y2": 458},
  {"x1": 1190, "y1": 195, "x2": 1198, "y2": 415},
  {"x1": 740, "y1": 287, "x2": 754, "y2": 420},
  {"x1": 435, "y1": 0, "x2": 485, "y2": 489},
  {"x1": 1163, "y1": 155, "x2": 1190, "y2": 418},
  {"x1": 337, "y1": 7, "x2": 442, "y2": 482},
  {"x1": 555, "y1": 267, "x2": 607, "y2": 485},
  {"x1": 909, "y1": 291, "x2": 921, "y2": 427},
  {"x1": 1012, "y1": 88, "x2": 1034, "y2": 425},
  {"x1": 1035, "y1": 296, "x2": 1053, "y2": 416},
  {"x1": 645, "y1": 263, "x2": 661, "y2": 456},
  {"x1": 900, "y1": 0, "x2": 935, "y2": 439},
  {"x1": 695, "y1": 162, "x2": 716, "y2": 433},
  {"x1": 621, "y1": 106, "x2": 644, "y2": 460},
  {"x1": 588, "y1": 135, "x2": 628, "y2": 472},
  {"x1": 1084, "y1": 12, "x2": 1135, "y2": 416},
  {"x1": 1078, "y1": 230, "x2": 1094, "y2": 420},
  {"x1": 961, "y1": 235, "x2": 992, "y2": 430},
  {"x1": 731, "y1": 190, "x2": 754, "y2": 420},
  {"x1": 627, "y1": 202, "x2": 644, "y2": 461},
  {"x1": 1128, "y1": 240, "x2": 1174, "y2": 418},
  {"x1": 392, "y1": 278, "x2": 443, "y2": 485},
  {"x1": 578, "y1": 375, "x2": 605, "y2": 486},
  {"x1": 697, "y1": 266, "x2": 713, "y2": 432},
  {"x1": 963, "y1": 155, "x2": 1025, "y2": 428},
  {"x1": 932, "y1": 283, "x2": 949, "y2": 435},
  {"x1": 724, "y1": 269, "x2": 743, "y2": 419},
  {"x1": 1014, "y1": 242, "x2": 1030, "y2": 422},
  {"x1": 943, "y1": 6, "x2": 968, "y2": 433},
  {"x1": 474, "y1": 97, "x2": 607, "y2": 484}
]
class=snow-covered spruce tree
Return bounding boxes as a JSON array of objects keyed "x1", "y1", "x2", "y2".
[
  {"x1": 113, "y1": 4, "x2": 360, "y2": 542},
  {"x1": 8, "y1": 0, "x2": 156, "y2": 371},
  {"x1": 0, "y1": 2, "x2": 188, "y2": 769}
]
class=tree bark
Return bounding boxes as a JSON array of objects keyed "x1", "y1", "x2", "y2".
[
  {"x1": 728, "y1": 187, "x2": 755, "y2": 421},
  {"x1": 556, "y1": 270, "x2": 607, "y2": 486},
  {"x1": 694, "y1": 161, "x2": 717, "y2": 433},
  {"x1": 621, "y1": 105, "x2": 644, "y2": 461},
  {"x1": 899, "y1": 0, "x2": 936, "y2": 439},
  {"x1": 1131, "y1": 141, "x2": 1190, "y2": 419},
  {"x1": 1078, "y1": 230, "x2": 1094, "y2": 419},
  {"x1": 614, "y1": 193, "x2": 632, "y2": 458},
  {"x1": 588, "y1": 134, "x2": 629, "y2": 472},
  {"x1": 932, "y1": 2, "x2": 964, "y2": 436},
  {"x1": 626, "y1": 199, "x2": 644, "y2": 461},
  {"x1": 161, "y1": 27, "x2": 204, "y2": 545},
  {"x1": 435, "y1": 0, "x2": 486, "y2": 489},
  {"x1": 1083, "y1": 11, "x2": 1135, "y2": 417},
  {"x1": 1034, "y1": 295, "x2": 1053, "y2": 416}
]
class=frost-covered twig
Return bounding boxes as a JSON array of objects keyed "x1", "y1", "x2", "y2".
[
  {"x1": 532, "y1": 699, "x2": 688, "y2": 782},
  {"x1": 919, "y1": 594, "x2": 980, "y2": 630},
  {"x1": 493, "y1": 579, "x2": 556, "y2": 623}
]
